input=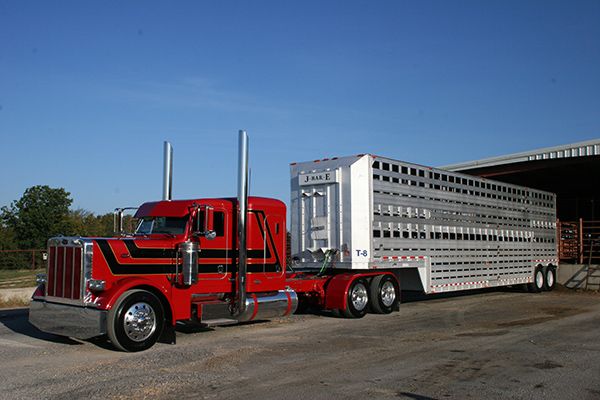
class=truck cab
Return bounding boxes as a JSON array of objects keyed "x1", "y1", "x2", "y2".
[{"x1": 30, "y1": 196, "x2": 293, "y2": 351}]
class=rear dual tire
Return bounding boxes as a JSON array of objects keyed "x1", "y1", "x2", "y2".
[
  {"x1": 527, "y1": 265, "x2": 556, "y2": 293},
  {"x1": 543, "y1": 265, "x2": 556, "y2": 291},
  {"x1": 338, "y1": 275, "x2": 400, "y2": 318},
  {"x1": 341, "y1": 278, "x2": 370, "y2": 318},
  {"x1": 369, "y1": 275, "x2": 399, "y2": 314}
]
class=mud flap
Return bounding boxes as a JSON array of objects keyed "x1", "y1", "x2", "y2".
[{"x1": 159, "y1": 324, "x2": 176, "y2": 345}]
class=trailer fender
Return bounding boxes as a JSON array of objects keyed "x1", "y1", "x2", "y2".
[{"x1": 324, "y1": 272, "x2": 398, "y2": 311}]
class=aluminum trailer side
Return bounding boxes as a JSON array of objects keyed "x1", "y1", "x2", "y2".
[{"x1": 290, "y1": 154, "x2": 557, "y2": 294}]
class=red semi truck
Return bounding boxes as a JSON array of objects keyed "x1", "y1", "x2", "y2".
[{"x1": 29, "y1": 131, "x2": 557, "y2": 351}]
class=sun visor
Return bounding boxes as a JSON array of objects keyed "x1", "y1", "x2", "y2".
[{"x1": 134, "y1": 201, "x2": 192, "y2": 218}]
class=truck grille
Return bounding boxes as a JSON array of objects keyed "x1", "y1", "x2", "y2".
[{"x1": 47, "y1": 244, "x2": 82, "y2": 300}]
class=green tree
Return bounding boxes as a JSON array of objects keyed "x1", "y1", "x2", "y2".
[
  {"x1": 68, "y1": 209, "x2": 115, "y2": 237},
  {"x1": 97, "y1": 212, "x2": 119, "y2": 236},
  {"x1": 1, "y1": 185, "x2": 73, "y2": 249},
  {"x1": 0, "y1": 225, "x2": 17, "y2": 250},
  {"x1": 69, "y1": 208, "x2": 100, "y2": 237}
]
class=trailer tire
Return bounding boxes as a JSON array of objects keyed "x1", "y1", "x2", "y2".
[
  {"x1": 108, "y1": 289, "x2": 164, "y2": 352},
  {"x1": 341, "y1": 278, "x2": 370, "y2": 318},
  {"x1": 527, "y1": 267, "x2": 544, "y2": 293},
  {"x1": 369, "y1": 275, "x2": 399, "y2": 314},
  {"x1": 543, "y1": 265, "x2": 556, "y2": 291}
]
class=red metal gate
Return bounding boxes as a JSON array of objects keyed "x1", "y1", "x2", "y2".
[{"x1": 559, "y1": 219, "x2": 600, "y2": 264}]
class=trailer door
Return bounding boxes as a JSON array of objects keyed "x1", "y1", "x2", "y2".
[{"x1": 297, "y1": 171, "x2": 340, "y2": 261}]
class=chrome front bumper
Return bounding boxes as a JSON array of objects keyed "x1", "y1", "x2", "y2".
[{"x1": 29, "y1": 300, "x2": 107, "y2": 339}]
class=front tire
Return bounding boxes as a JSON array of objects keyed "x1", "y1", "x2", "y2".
[
  {"x1": 108, "y1": 289, "x2": 165, "y2": 352},
  {"x1": 369, "y1": 275, "x2": 399, "y2": 314}
]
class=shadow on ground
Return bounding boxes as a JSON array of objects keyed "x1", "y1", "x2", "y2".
[
  {"x1": 0, "y1": 308, "x2": 82, "y2": 345},
  {"x1": 294, "y1": 286, "x2": 531, "y2": 316}
]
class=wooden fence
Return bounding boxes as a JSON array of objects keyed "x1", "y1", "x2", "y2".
[{"x1": 0, "y1": 249, "x2": 46, "y2": 270}]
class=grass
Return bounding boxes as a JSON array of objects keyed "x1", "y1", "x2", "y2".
[
  {"x1": 0, "y1": 269, "x2": 41, "y2": 308},
  {"x1": 0, "y1": 295, "x2": 29, "y2": 308},
  {"x1": 0, "y1": 269, "x2": 44, "y2": 289}
]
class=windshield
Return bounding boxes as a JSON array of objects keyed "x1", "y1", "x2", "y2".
[{"x1": 135, "y1": 216, "x2": 188, "y2": 235}]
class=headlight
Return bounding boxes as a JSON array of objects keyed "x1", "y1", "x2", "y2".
[{"x1": 88, "y1": 279, "x2": 106, "y2": 291}]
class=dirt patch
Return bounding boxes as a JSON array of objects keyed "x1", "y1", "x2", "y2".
[
  {"x1": 456, "y1": 330, "x2": 509, "y2": 337},
  {"x1": 554, "y1": 284, "x2": 600, "y2": 296},
  {"x1": 539, "y1": 306, "x2": 583, "y2": 316},
  {"x1": 397, "y1": 391, "x2": 439, "y2": 399},
  {"x1": 497, "y1": 316, "x2": 554, "y2": 327},
  {"x1": 497, "y1": 306, "x2": 586, "y2": 327},
  {"x1": 533, "y1": 360, "x2": 563, "y2": 370}
]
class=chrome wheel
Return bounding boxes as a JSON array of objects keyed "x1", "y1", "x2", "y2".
[
  {"x1": 370, "y1": 275, "x2": 400, "y2": 314},
  {"x1": 351, "y1": 282, "x2": 368, "y2": 311},
  {"x1": 341, "y1": 278, "x2": 370, "y2": 318},
  {"x1": 380, "y1": 281, "x2": 396, "y2": 307},
  {"x1": 123, "y1": 302, "x2": 157, "y2": 342},
  {"x1": 108, "y1": 289, "x2": 165, "y2": 352}
]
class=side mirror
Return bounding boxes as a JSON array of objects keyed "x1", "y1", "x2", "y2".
[
  {"x1": 194, "y1": 205, "x2": 216, "y2": 240},
  {"x1": 114, "y1": 209, "x2": 123, "y2": 235},
  {"x1": 204, "y1": 206, "x2": 214, "y2": 234},
  {"x1": 113, "y1": 207, "x2": 139, "y2": 236}
]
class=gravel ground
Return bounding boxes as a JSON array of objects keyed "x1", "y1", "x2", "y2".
[{"x1": 1, "y1": 288, "x2": 599, "y2": 400}]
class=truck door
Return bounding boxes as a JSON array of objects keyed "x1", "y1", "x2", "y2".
[
  {"x1": 246, "y1": 210, "x2": 285, "y2": 291},
  {"x1": 197, "y1": 206, "x2": 230, "y2": 280}
]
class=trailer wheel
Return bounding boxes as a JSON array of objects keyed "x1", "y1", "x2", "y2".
[
  {"x1": 369, "y1": 275, "x2": 399, "y2": 314},
  {"x1": 108, "y1": 289, "x2": 164, "y2": 352},
  {"x1": 527, "y1": 267, "x2": 544, "y2": 293},
  {"x1": 543, "y1": 266, "x2": 556, "y2": 291},
  {"x1": 341, "y1": 278, "x2": 370, "y2": 318}
]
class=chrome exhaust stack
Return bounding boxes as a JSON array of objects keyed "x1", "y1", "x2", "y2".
[
  {"x1": 162, "y1": 141, "x2": 173, "y2": 201},
  {"x1": 235, "y1": 130, "x2": 249, "y2": 316},
  {"x1": 227, "y1": 130, "x2": 297, "y2": 321}
]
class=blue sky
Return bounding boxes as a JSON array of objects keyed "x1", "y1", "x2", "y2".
[{"x1": 1, "y1": 1, "x2": 599, "y2": 214}]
